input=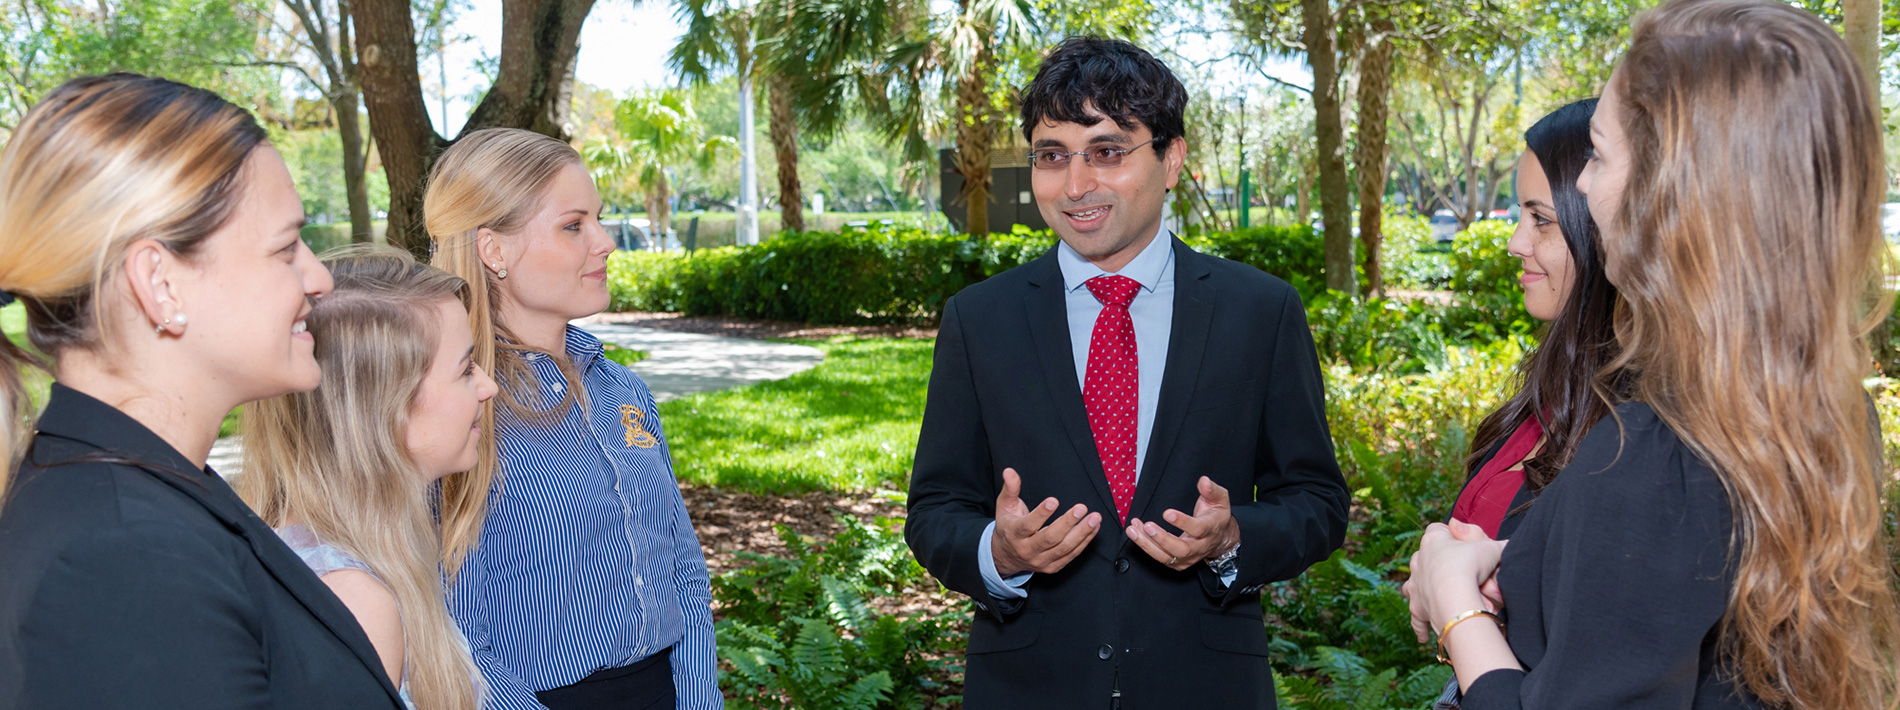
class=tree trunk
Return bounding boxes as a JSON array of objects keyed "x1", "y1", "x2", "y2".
[
  {"x1": 353, "y1": 0, "x2": 595, "y2": 258},
  {"x1": 1295, "y1": 158, "x2": 1314, "y2": 226},
  {"x1": 337, "y1": 88, "x2": 374, "y2": 243},
  {"x1": 334, "y1": 0, "x2": 372, "y2": 244},
  {"x1": 1844, "y1": 0, "x2": 1881, "y2": 99},
  {"x1": 955, "y1": 43, "x2": 995, "y2": 238},
  {"x1": 1844, "y1": 0, "x2": 1894, "y2": 372},
  {"x1": 767, "y1": 76, "x2": 803, "y2": 233},
  {"x1": 1353, "y1": 14, "x2": 1395, "y2": 298},
  {"x1": 1302, "y1": 0, "x2": 1354, "y2": 295},
  {"x1": 351, "y1": 0, "x2": 441, "y2": 259},
  {"x1": 464, "y1": 0, "x2": 594, "y2": 140}
]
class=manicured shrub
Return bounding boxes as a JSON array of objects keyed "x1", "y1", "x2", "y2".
[{"x1": 608, "y1": 223, "x2": 1328, "y2": 324}]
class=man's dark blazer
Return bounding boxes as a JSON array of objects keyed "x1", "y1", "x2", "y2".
[
  {"x1": 0, "y1": 383, "x2": 404, "y2": 709},
  {"x1": 906, "y1": 237, "x2": 1350, "y2": 709}
]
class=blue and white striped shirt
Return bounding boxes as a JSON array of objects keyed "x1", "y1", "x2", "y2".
[{"x1": 447, "y1": 326, "x2": 720, "y2": 710}]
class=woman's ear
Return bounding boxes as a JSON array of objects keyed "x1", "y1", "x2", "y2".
[
  {"x1": 124, "y1": 240, "x2": 185, "y2": 336},
  {"x1": 476, "y1": 227, "x2": 506, "y2": 278}
]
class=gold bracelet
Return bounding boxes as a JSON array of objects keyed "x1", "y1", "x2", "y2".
[{"x1": 1434, "y1": 609, "x2": 1502, "y2": 664}]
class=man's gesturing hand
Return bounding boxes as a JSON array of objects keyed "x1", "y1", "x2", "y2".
[
  {"x1": 1127, "y1": 476, "x2": 1240, "y2": 571},
  {"x1": 991, "y1": 468, "x2": 1102, "y2": 578}
]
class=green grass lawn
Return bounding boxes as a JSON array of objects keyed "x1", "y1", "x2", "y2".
[{"x1": 659, "y1": 336, "x2": 931, "y2": 495}]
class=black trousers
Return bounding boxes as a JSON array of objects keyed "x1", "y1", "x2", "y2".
[{"x1": 534, "y1": 648, "x2": 675, "y2": 710}]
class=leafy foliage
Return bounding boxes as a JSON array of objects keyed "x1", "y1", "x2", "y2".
[
  {"x1": 714, "y1": 515, "x2": 965, "y2": 709},
  {"x1": 608, "y1": 223, "x2": 1341, "y2": 324},
  {"x1": 1268, "y1": 337, "x2": 1525, "y2": 710}
]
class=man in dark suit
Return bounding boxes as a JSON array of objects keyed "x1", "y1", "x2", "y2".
[{"x1": 905, "y1": 38, "x2": 1350, "y2": 708}]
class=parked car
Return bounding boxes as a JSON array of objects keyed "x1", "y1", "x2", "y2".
[
  {"x1": 1429, "y1": 209, "x2": 1461, "y2": 242},
  {"x1": 603, "y1": 218, "x2": 653, "y2": 251}
]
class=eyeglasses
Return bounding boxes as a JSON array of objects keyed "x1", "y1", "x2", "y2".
[{"x1": 1027, "y1": 138, "x2": 1157, "y2": 171}]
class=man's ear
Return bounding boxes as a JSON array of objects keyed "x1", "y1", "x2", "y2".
[
  {"x1": 124, "y1": 240, "x2": 184, "y2": 335},
  {"x1": 476, "y1": 227, "x2": 505, "y2": 277},
  {"x1": 1163, "y1": 138, "x2": 1188, "y2": 191}
]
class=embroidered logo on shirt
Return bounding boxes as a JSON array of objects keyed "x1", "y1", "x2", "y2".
[{"x1": 620, "y1": 404, "x2": 658, "y2": 448}]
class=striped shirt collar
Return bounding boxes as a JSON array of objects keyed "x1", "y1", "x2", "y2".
[{"x1": 519, "y1": 324, "x2": 604, "y2": 371}]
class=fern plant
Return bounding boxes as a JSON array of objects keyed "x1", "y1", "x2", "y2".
[{"x1": 714, "y1": 515, "x2": 965, "y2": 709}]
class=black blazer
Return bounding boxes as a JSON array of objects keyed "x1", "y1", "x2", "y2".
[
  {"x1": 905, "y1": 239, "x2": 1351, "y2": 709},
  {"x1": 1462, "y1": 401, "x2": 1756, "y2": 710},
  {"x1": 0, "y1": 384, "x2": 404, "y2": 709}
]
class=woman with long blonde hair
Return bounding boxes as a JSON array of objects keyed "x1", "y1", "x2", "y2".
[
  {"x1": 0, "y1": 74, "x2": 403, "y2": 708},
  {"x1": 427, "y1": 127, "x2": 719, "y2": 709},
  {"x1": 239, "y1": 247, "x2": 497, "y2": 710},
  {"x1": 1405, "y1": 1, "x2": 1900, "y2": 708}
]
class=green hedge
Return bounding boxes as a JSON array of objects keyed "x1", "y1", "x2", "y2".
[{"x1": 608, "y1": 223, "x2": 1334, "y2": 324}]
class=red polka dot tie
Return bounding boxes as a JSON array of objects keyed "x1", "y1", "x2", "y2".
[{"x1": 1083, "y1": 275, "x2": 1141, "y2": 526}]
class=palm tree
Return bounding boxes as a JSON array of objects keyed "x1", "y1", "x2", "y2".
[
  {"x1": 873, "y1": 0, "x2": 1035, "y2": 237},
  {"x1": 670, "y1": 0, "x2": 892, "y2": 235},
  {"x1": 587, "y1": 90, "x2": 738, "y2": 245}
]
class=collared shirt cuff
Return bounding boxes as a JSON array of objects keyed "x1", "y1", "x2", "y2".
[{"x1": 978, "y1": 521, "x2": 1031, "y2": 599}]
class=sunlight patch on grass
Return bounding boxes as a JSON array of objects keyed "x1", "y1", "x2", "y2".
[{"x1": 659, "y1": 337, "x2": 932, "y2": 495}]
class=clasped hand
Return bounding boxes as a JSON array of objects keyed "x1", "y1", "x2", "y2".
[
  {"x1": 1127, "y1": 476, "x2": 1239, "y2": 571},
  {"x1": 1401, "y1": 519, "x2": 1507, "y2": 643},
  {"x1": 991, "y1": 470, "x2": 1239, "y2": 577}
]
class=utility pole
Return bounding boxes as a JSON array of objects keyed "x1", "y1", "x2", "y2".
[
  {"x1": 1238, "y1": 90, "x2": 1250, "y2": 229},
  {"x1": 737, "y1": 79, "x2": 760, "y2": 245}
]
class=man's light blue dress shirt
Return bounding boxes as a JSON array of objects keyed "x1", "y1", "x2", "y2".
[{"x1": 977, "y1": 225, "x2": 1179, "y2": 599}]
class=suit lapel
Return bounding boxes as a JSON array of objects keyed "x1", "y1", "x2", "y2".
[
  {"x1": 147, "y1": 469, "x2": 408, "y2": 705},
  {"x1": 1127, "y1": 238, "x2": 1215, "y2": 526},
  {"x1": 1023, "y1": 251, "x2": 1121, "y2": 518},
  {"x1": 34, "y1": 385, "x2": 404, "y2": 705}
]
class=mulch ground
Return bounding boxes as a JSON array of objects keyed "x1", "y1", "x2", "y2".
[
  {"x1": 680, "y1": 483, "x2": 969, "y2": 621},
  {"x1": 579, "y1": 311, "x2": 938, "y2": 340}
]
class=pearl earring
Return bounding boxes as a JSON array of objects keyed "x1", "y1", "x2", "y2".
[{"x1": 498, "y1": 268, "x2": 508, "y2": 279}]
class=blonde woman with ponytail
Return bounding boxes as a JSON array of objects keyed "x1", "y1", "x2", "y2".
[
  {"x1": 0, "y1": 74, "x2": 405, "y2": 708},
  {"x1": 239, "y1": 247, "x2": 497, "y2": 710},
  {"x1": 426, "y1": 127, "x2": 719, "y2": 710},
  {"x1": 1405, "y1": 1, "x2": 1900, "y2": 708}
]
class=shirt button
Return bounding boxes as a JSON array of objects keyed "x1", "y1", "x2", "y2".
[
  {"x1": 1115, "y1": 558, "x2": 1130, "y2": 573},
  {"x1": 634, "y1": 576, "x2": 645, "y2": 586},
  {"x1": 1098, "y1": 644, "x2": 1113, "y2": 660}
]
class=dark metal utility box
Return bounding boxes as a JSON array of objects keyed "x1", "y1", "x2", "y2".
[{"x1": 939, "y1": 148, "x2": 1050, "y2": 234}]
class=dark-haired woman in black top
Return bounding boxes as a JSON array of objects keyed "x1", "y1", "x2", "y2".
[
  {"x1": 1403, "y1": 98, "x2": 1630, "y2": 708},
  {"x1": 1405, "y1": 2, "x2": 1900, "y2": 708}
]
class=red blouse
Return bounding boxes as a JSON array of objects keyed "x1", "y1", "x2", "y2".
[{"x1": 1451, "y1": 416, "x2": 1542, "y2": 538}]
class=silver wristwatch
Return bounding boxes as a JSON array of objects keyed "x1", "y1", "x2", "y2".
[{"x1": 1206, "y1": 544, "x2": 1240, "y2": 577}]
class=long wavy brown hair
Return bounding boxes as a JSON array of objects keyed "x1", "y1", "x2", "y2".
[{"x1": 1606, "y1": 1, "x2": 1900, "y2": 707}]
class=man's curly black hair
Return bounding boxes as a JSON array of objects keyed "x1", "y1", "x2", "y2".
[{"x1": 1018, "y1": 37, "x2": 1188, "y2": 153}]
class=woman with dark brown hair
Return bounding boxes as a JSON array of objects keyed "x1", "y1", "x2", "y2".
[
  {"x1": 1447, "y1": 97, "x2": 1626, "y2": 544},
  {"x1": 1405, "y1": 1, "x2": 1900, "y2": 708}
]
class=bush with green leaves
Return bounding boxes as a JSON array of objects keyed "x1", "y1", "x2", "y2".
[
  {"x1": 606, "y1": 222, "x2": 1330, "y2": 324},
  {"x1": 1183, "y1": 224, "x2": 1327, "y2": 299},
  {"x1": 714, "y1": 515, "x2": 965, "y2": 709},
  {"x1": 1381, "y1": 214, "x2": 1453, "y2": 290},
  {"x1": 1264, "y1": 340, "x2": 1523, "y2": 710},
  {"x1": 1448, "y1": 221, "x2": 1521, "y2": 301}
]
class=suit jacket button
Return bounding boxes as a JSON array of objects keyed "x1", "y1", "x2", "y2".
[
  {"x1": 1098, "y1": 644, "x2": 1113, "y2": 660},
  {"x1": 1115, "y1": 558, "x2": 1130, "y2": 573}
]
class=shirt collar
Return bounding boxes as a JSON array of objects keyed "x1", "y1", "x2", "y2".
[
  {"x1": 520, "y1": 324, "x2": 604, "y2": 371},
  {"x1": 1056, "y1": 221, "x2": 1173, "y2": 294}
]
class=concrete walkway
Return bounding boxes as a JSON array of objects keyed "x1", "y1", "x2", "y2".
[{"x1": 207, "y1": 324, "x2": 824, "y2": 476}]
